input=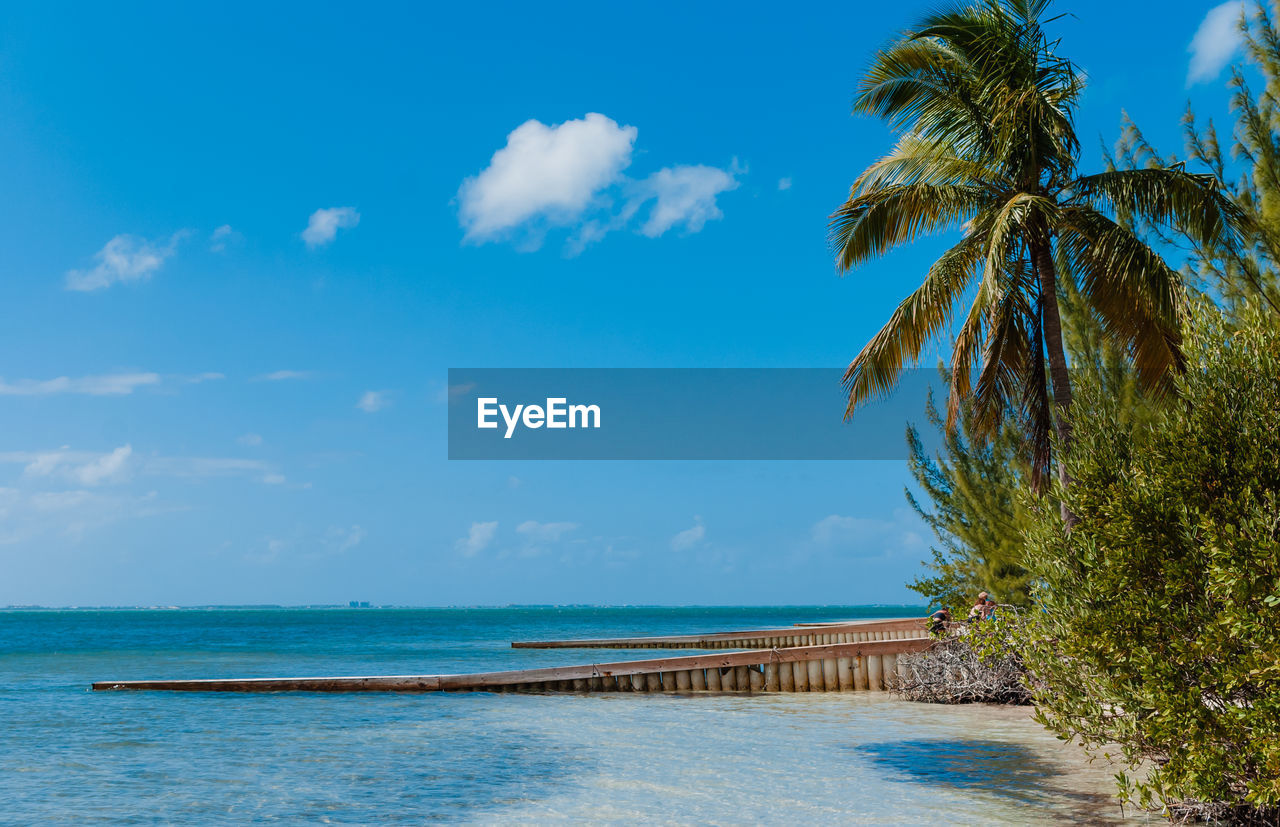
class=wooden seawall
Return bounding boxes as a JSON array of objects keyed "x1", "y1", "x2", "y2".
[
  {"x1": 92, "y1": 638, "x2": 931, "y2": 694},
  {"x1": 511, "y1": 617, "x2": 929, "y2": 650}
]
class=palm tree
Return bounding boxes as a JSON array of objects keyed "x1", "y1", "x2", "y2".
[{"x1": 830, "y1": 0, "x2": 1245, "y2": 501}]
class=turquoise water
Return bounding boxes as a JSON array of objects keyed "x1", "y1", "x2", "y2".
[{"x1": 2, "y1": 607, "x2": 1146, "y2": 823}]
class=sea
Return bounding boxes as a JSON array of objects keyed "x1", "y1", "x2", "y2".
[{"x1": 1, "y1": 606, "x2": 1151, "y2": 824}]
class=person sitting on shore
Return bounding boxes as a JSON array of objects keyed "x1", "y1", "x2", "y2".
[
  {"x1": 967, "y1": 591, "x2": 989, "y2": 623},
  {"x1": 928, "y1": 608, "x2": 952, "y2": 635},
  {"x1": 982, "y1": 598, "x2": 997, "y2": 620}
]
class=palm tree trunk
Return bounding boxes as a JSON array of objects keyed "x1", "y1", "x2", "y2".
[{"x1": 1031, "y1": 237, "x2": 1078, "y2": 528}]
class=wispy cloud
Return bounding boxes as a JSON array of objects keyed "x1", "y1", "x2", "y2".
[
  {"x1": 329, "y1": 524, "x2": 365, "y2": 553},
  {"x1": 0, "y1": 372, "x2": 223, "y2": 396},
  {"x1": 1188, "y1": 1, "x2": 1245, "y2": 85},
  {"x1": 0, "y1": 486, "x2": 173, "y2": 546},
  {"x1": 356, "y1": 390, "x2": 388, "y2": 413},
  {"x1": 141, "y1": 455, "x2": 278, "y2": 483},
  {"x1": 808, "y1": 512, "x2": 925, "y2": 557},
  {"x1": 778, "y1": 177, "x2": 792, "y2": 191},
  {"x1": 255, "y1": 370, "x2": 314, "y2": 382},
  {"x1": 74, "y1": 445, "x2": 133, "y2": 485},
  {"x1": 671, "y1": 517, "x2": 706, "y2": 551},
  {"x1": 0, "y1": 372, "x2": 161, "y2": 396},
  {"x1": 811, "y1": 514, "x2": 858, "y2": 545},
  {"x1": 635, "y1": 164, "x2": 739, "y2": 238},
  {"x1": 17, "y1": 444, "x2": 133, "y2": 486},
  {"x1": 209, "y1": 224, "x2": 239, "y2": 252},
  {"x1": 237, "y1": 433, "x2": 263, "y2": 447},
  {"x1": 456, "y1": 520, "x2": 498, "y2": 556},
  {"x1": 66, "y1": 232, "x2": 185, "y2": 292},
  {"x1": 516, "y1": 520, "x2": 579, "y2": 543},
  {"x1": 182, "y1": 372, "x2": 225, "y2": 384},
  {"x1": 302, "y1": 207, "x2": 360, "y2": 248},
  {"x1": 459, "y1": 113, "x2": 740, "y2": 254},
  {"x1": 0, "y1": 447, "x2": 284, "y2": 486}
]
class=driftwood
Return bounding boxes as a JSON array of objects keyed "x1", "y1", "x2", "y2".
[
  {"x1": 1165, "y1": 801, "x2": 1280, "y2": 825},
  {"x1": 888, "y1": 631, "x2": 1031, "y2": 705}
]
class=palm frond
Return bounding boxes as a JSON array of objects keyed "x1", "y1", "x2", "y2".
[
  {"x1": 1057, "y1": 207, "x2": 1187, "y2": 394},
  {"x1": 829, "y1": 183, "x2": 985, "y2": 271},
  {"x1": 1074, "y1": 167, "x2": 1252, "y2": 248},
  {"x1": 843, "y1": 231, "x2": 987, "y2": 417}
]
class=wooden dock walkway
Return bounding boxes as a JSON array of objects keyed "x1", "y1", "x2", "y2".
[
  {"x1": 510, "y1": 617, "x2": 929, "y2": 650},
  {"x1": 92, "y1": 637, "x2": 932, "y2": 694}
]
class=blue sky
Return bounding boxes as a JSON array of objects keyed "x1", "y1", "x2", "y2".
[{"x1": 0, "y1": 1, "x2": 1250, "y2": 606}]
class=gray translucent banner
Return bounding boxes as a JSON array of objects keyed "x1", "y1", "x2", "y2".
[{"x1": 446, "y1": 368, "x2": 943, "y2": 460}]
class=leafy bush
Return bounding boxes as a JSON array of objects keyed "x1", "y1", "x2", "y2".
[{"x1": 1019, "y1": 301, "x2": 1280, "y2": 818}]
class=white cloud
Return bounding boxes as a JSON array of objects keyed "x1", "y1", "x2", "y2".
[
  {"x1": 237, "y1": 433, "x2": 264, "y2": 447},
  {"x1": 516, "y1": 520, "x2": 579, "y2": 542},
  {"x1": 209, "y1": 224, "x2": 238, "y2": 252},
  {"x1": 0, "y1": 486, "x2": 170, "y2": 546},
  {"x1": 256, "y1": 370, "x2": 314, "y2": 382},
  {"x1": 458, "y1": 113, "x2": 742, "y2": 254},
  {"x1": 457, "y1": 520, "x2": 498, "y2": 556},
  {"x1": 1188, "y1": 1, "x2": 1245, "y2": 85},
  {"x1": 183, "y1": 372, "x2": 225, "y2": 384},
  {"x1": 302, "y1": 207, "x2": 360, "y2": 248},
  {"x1": 671, "y1": 517, "x2": 706, "y2": 551},
  {"x1": 811, "y1": 514, "x2": 859, "y2": 546},
  {"x1": 141, "y1": 456, "x2": 273, "y2": 479},
  {"x1": 19, "y1": 444, "x2": 133, "y2": 486},
  {"x1": 330, "y1": 524, "x2": 364, "y2": 552},
  {"x1": 778, "y1": 177, "x2": 792, "y2": 191},
  {"x1": 459, "y1": 113, "x2": 637, "y2": 244},
  {"x1": 635, "y1": 164, "x2": 739, "y2": 237},
  {"x1": 0, "y1": 449, "x2": 284, "y2": 486},
  {"x1": 261, "y1": 473, "x2": 286, "y2": 485},
  {"x1": 0, "y1": 372, "x2": 161, "y2": 396},
  {"x1": 808, "y1": 511, "x2": 927, "y2": 558},
  {"x1": 356, "y1": 390, "x2": 388, "y2": 413},
  {"x1": 66, "y1": 233, "x2": 184, "y2": 292},
  {"x1": 75, "y1": 445, "x2": 133, "y2": 485}
]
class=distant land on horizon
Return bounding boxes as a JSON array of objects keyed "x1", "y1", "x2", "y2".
[{"x1": 1, "y1": 602, "x2": 930, "y2": 611}]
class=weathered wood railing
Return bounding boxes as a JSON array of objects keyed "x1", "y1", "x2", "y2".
[
  {"x1": 92, "y1": 638, "x2": 931, "y2": 694},
  {"x1": 511, "y1": 617, "x2": 929, "y2": 650}
]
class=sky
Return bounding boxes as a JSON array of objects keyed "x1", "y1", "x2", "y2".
[{"x1": 0, "y1": 0, "x2": 1252, "y2": 607}]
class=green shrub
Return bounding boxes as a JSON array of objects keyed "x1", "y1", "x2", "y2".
[{"x1": 1019, "y1": 301, "x2": 1280, "y2": 817}]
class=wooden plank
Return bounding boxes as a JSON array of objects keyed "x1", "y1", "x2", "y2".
[
  {"x1": 764, "y1": 662, "x2": 780, "y2": 692},
  {"x1": 92, "y1": 638, "x2": 933, "y2": 693},
  {"x1": 822, "y1": 658, "x2": 838, "y2": 692},
  {"x1": 510, "y1": 618, "x2": 929, "y2": 649},
  {"x1": 807, "y1": 660, "x2": 824, "y2": 692},
  {"x1": 837, "y1": 657, "x2": 854, "y2": 691},
  {"x1": 868, "y1": 655, "x2": 884, "y2": 691}
]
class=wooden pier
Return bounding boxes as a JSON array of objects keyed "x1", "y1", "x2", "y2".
[
  {"x1": 92, "y1": 637, "x2": 932, "y2": 694},
  {"x1": 511, "y1": 617, "x2": 929, "y2": 650}
]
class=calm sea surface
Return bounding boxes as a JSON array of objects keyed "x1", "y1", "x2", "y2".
[{"x1": 2, "y1": 606, "x2": 1148, "y2": 824}]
